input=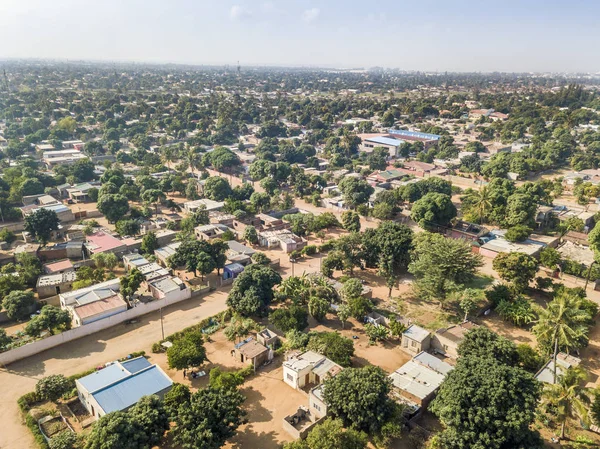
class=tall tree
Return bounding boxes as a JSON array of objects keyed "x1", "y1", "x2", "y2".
[
  {"x1": 24, "y1": 208, "x2": 59, "y2": 245},
  {"x1": 492, "y1": 252, "x2": 538, "y2": 293},
  {"x1": 171, "y1": 387, "x2": 246, "y2": 449},
  {"x1": 543, "y1": 367, "x2": 591, "y2": 440},
  {"x1": 532, "y1": 291, "x2": 590, "y2": 382}
]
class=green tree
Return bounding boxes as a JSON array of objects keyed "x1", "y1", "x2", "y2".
[
  {"x1": 306, "y1": 331, "x2": 355, "y2": 367},
  {"x1": 269, "y1": 305, "x2": 308, "y2": 333},
  {"x1": 409, "y1": 232, "x2": 482, "y2": 304},
  {"x1": 492, "y1": 252, "x2": 538, "y2": 292},
  {"x1": 227, "y1": 264, "x2": 282, "y2": 316},
  {"x1": 323, "y1": 366, "x2": 396, "y2": 433},
  {"x1": 340, "y1": 210, "x2": 361, "y2": 232},
  {"x1": 411, "y1": 192, "x2": 457, "y2": 230},
  {"x1": 167, "y1": 332, "x2": 207, "y2": 370},
  {"x1": 84, "y1": 411, "x2": 143, "y2": 449},
  {"x1": 35, "y1": 374, "x2": 75, "y2": 401},
  {"x1": 208, "y1": 367, "x2": 245, "y2": 390},
  {"x1": 26, "y1": 305, "x2": 71, "y2": 336},
  {"x1": 97, "y1": 194, "x2": 130, "y2": 223},
  {"x1": 92, "y1": 252, "x2": 118, "y2": 273},
  {"x1": 203, "y1": 176, "x2": 232, "y2": 201},
  {"x1": 308, "y1": 296, "x2": 330, "y2": 321},
  {"x1": 2, "y1": 290, "x2": 35, "y2": 321},
  {"x1": 163, "y1": 383, "x2": 191, "y2": 420},
  {"x1": 120, "y1": 268, "x2": 144, "y2": 301},
  {"x1": 115, "y1": 219, "x2": 140, "y2": 237},
  {"x1": 243, "y1": 225, "x2": 258, "y2": 244},
  {"x1": 24, "y1": 208, "x2": 60, "y2": 245},
  {"x1": 337, "y1": 303, "x2": 351, "y2": 329},
  {"x1": 140, "y1": 189, "x2": 165, "y2": 215},
  {"x1": 430, "y1": 354, "x2": 542, "y2": 449},
  {"x1": 338, "y1": 177, "x2": 374, "y2": 209},
  {"x1": 505, "y1": 225, "x2": 532, "y2": 242},
  {"x1": 504, "y1": 193, "x2": 537, "y2": 228},
  {"x1": 171, "y1": 387, "x2": 246, "y2": 449},
  {"x1": 540, "y1": 246, "x2": 561, "y2": 268},
  {"x1": 283, "y1": 418, "x2": 367, "y2": 449},
  {"x1": 127, "y1": 395, "x2": 169, "y2": 448},
  {"x1": 196, "y1": 252, "x2": 216, "y2": 281},
  {"x1": 532, "y1": 291, "x2": 591, "y2": 382},
  {"x1": 543, "y1": 367, "x2": 591, "y2": 440},
  {"x1": 140, "y1": 231, "x2": 159, "y2": 254}
]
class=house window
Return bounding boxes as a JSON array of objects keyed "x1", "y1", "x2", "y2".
[
  {"x1": 443, "y1": 345, "x2": 448, "y2": 351},
  {"x1": 411, "y1": 340, "x2": 417, "y2": 348},
  {"x1": 313, "y1": 403, "x2": 321, "y2": 412},
  {"x1": 287, "y1": 373, "x2": 294, "y2": 382}
]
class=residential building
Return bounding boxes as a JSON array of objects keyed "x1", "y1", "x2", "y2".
[
  {"x1": 283, "y1": 350, "x2": 343, "y2": 391},
  {"x1": 183, "y1": 198, "x2": 224, "y2": 213},
  {"x1": 85, "y1": 232, "x2": 127, "y2": 256},
  {"x1": 401, "y1": 324, "x2": 431, "y2": 355},
  {"x1": 194, "y1": 223, "x2": 233, "y2": 241},
  {"x1": 155, "y1": 241, "x2": 181, "y2": 266},
  {"x1": 60, "y1": 278, "x2": 126, "y2": 327},
  {"x1": 36, "y1": 271, "x2": 77, "y2": 299},
  {"x1": 431, "y1": 321, "x2": 478, "y2": 358},
  {"x1": 387, "y1": 129, "x2": 440, "y2": 149},
  {"x1": 232, "y1": 337, "x2": 271, "y2": 371},
  {"x1": 43, "y1": 259, "x2": 74, "y2": 274},
  {"x1": 76, "y1": 357, "x2": 172, "y2": 419},
  {"x1": 447, "y1": 220, "x2": 489, "y2": 242},
  {"x1": 258, "y1": 229, "x2": 307, "y2": 253},
  {"x1": 389, "y1": 351, "x2": 454, "y2": 407},
  {"x1": 147, "y1": 275, "x2": 191, "y2": 302},
  {"x1": 43, "y1": 149, "x2": 87, "y2": 168},
  {"x1": 21, "y1": 201, "x2": 75, "y2": 223},
  {"x1": 223, "y1": 262, "x2": 245, "y2": 280}
]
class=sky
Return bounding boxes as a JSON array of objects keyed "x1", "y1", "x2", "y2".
[{"x1": 1, "y1": 0, "x2": 600, "y2": 73}]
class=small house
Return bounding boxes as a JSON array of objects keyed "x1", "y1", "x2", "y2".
[
  {"x1": 535, "y1": 353, "x2": 581, "y2": 385},
  {"x1": 401, "y1": 324, "x2": 430, "y2": 355},
  {"x1": 223, "y1": 263, "x2": 245, "y2": 280},
  {"x1": 431, "y1": 321, "x2": 478, "y2": 358},
  {"x1": 232, "y1": 337, "x2": 270, "y2": 371},
  {"x1": 36, "y1": 272, "x2": 77, "y2": 299}
]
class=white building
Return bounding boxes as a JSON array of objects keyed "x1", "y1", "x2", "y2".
[
  {"x1": 60, "y1": 278, "x2": 127, "y2": 327},
  {"x1": 147, "y1": 275, "x2": 191, "y2": 302}
]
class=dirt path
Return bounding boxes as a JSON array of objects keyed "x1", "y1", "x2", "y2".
[{"x1": 0, "y1": 290, "x2": 230, "y2": 449}]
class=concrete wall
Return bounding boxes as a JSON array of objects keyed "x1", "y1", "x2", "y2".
[{"x1": 0, "y1": 287, "x2": 208, "y2": 365}]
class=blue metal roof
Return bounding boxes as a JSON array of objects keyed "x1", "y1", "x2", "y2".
[
  {"x1": 388, "y1": 129, "x2": 441, "y2": 140},
  {"x1": 92, "y1": 366, "x2": 172, "y2": 414},
  {"x1": 365, "y1": 136, "x2": 404, "y2": 147},
  {"x1": 121, "y1": 357, "x2": 152, "y2": 374},
  {"x1": 77, "y1": 364, "x2": 129, "y2": 393}
]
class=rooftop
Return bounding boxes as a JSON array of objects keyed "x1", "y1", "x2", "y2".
[
  {"x1": 403, "y1": 324, "x2": 430, "y2": 343},
  {"x1": 43, "y1": 259, "x2": 74, "y2": 274},
  {"x1": 78, "y1": 357, "x2": 172, "y2": 414},
  {"x1": 435, "y1": 321, "x2": 478, "y2": 344},
  {"x1": 37, "y1": 271, "x2": 77, "y2": 287},
  {"x1": 389, "y1": 353, "x2": 453, "y2": 400},
  {"x1": 535, "y1": 353, "x2": 581, "y2": 384},
  {"x1": 74, "y1": 294, "x2": 127, "y2": 320},
  {"x1": 235, "y1": 338, "x2": 269, "y2": 359},
  {"x1": 86, "y1": 232, "x2": 125, "y2": 253},
  {"x1": 364, "y1": 136, "x2": 404, "y2": 147}
]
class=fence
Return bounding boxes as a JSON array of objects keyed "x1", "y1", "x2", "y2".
[{"x1": 0, "y1": 287, "x2": 210, "y2": 366}]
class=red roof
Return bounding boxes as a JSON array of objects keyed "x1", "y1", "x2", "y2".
[
  {"x1": 86, "y1": 232, "x2": 125, "y2": 253},
  {"x1": 44, "y1": 259, "x2": 74, "y2": 274}
]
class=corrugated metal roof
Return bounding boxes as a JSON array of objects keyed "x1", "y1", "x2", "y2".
[
  {"x1": 78, "y1": 363, "x2": 130, "y2": 393},
  {"x1": 93, "y1": 366, "x2": 172, "y2": 414},
  {"x1": 121, "y1": 357, "x2": 152, "y2": 374},
  {"x1": 365, "y1": 136, "x2": 404, "y2": 147}
]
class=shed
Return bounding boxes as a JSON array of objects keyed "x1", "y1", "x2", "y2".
[{"x1": 232, "y1": 337, "x2": 270, "y2": 371}]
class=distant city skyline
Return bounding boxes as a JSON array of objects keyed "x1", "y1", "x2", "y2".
[{"x1": 1, "y1": 0, "x2": 599, "y2": 73}]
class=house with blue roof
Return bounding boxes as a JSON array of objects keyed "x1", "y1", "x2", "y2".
[{"x1": 76, "y1": 357, "x2": 172, "y2": 419}]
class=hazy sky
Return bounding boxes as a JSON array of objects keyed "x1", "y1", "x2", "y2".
[{"x1": 1, "y1": 0, "x2": 599, "y2": 72}]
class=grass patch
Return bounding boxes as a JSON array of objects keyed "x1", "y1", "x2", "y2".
[
  {"x1": 420, "y1": 311, "x2": 460, "y2": 331},
  {"x1": 466, "y1": 274, "x2": 495, "y2": 290}
]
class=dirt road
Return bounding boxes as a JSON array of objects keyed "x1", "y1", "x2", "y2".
[{"x1": 0, "y1": 290, "x2": 230, "y2": 449}]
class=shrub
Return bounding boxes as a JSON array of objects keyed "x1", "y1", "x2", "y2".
[
  {"x1": 318, "y1": 241, "x2": 334, "y2": 252},
  {"x1": 496, "y1": 297, "x2": 536, "y2": 327},
  {"x1": 18, "y1": 391, "x2": 41, "y2": 412},
  {"x1": 301, "y1": 245, "x2": 318, "y2": 256},
  {"x1": 485, "y1": 283, "x2": 513, "y2": 306},
  {"x1": 49, "y1": 430, "x2": 77, "y2": 449},
  {"x1": 269, "y1": 305, "x2": 308, "y2": 333},
  {"x1": 35, "y1": 375, "x2": 75, "y2": 402},
  {"x1": 0, "y1": 228, "x2": 16, "y2": 244},
  {"x1": 285, "y1": 329, "x2": 309, "y2": 349},
  {"x1": 365, "y1": 323, "x2": 390, "y2": 342},
  {"x1": 25, "y1": 413, "x2": 49, "y2": 449}
]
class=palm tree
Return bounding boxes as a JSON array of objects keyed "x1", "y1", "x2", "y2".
[
  {"x1": 543, "y1": 366, "x2": 591, "y2": 440},
  {"x1": 161, "y1": 145, "x2": 175, "y2": 169},
  {"x1": 471, "y1": 185, "x2": 492, "y2": 223},
  {"x1": 532, "y1": 292, "x2": 590, "y2": 383},
  {"x1": 185, "y1": 146, "x2": 200, "y2": 176}
]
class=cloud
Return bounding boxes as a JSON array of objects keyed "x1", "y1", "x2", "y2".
[
  {"x1": 230, "y1": 5, "x2": 251, "y2": 20},
  {"x1": 302, "y1": 7, "x2": 320, "y2": 23}
]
